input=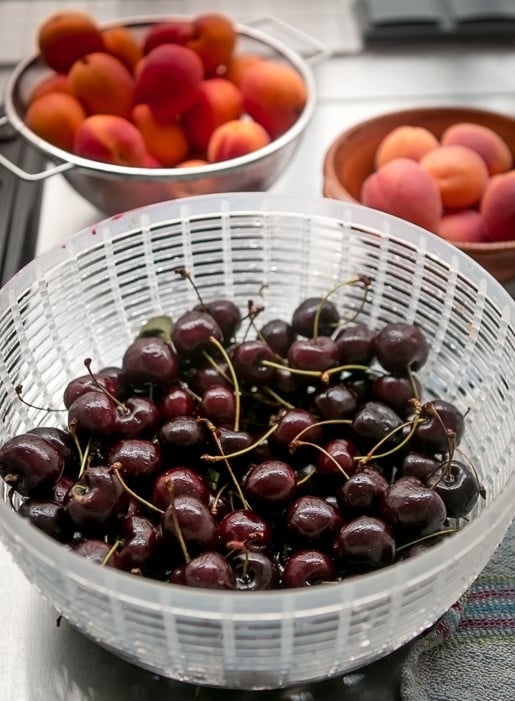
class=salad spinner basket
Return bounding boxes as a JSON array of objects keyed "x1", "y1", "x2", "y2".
[{"x1": 0, "y1": 193, "x2": 513, "y2": 689}]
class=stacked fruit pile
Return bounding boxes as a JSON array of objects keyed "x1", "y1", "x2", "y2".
[
  {"x1": 360, "y1": 121, "x2": 515, "y2": 244},
  {"x1": 0, "y1": 274, "x2": 483, "y2": 590},
  {"x1": 24, "y1": 10, "x2": 308, "y2": 168}
]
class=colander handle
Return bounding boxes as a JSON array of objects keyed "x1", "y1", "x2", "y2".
[
  {"x1": 0, "y1": 114, "x2": 74, "y2": 182},
  {"x1": 244, "y1": 16, "x2": 331, "y2": 65}
]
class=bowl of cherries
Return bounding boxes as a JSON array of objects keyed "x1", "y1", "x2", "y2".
[{"x1": 0, "y1": 193, "x2": 513, "y2": 690}]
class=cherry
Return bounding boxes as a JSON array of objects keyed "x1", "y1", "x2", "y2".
[
  {"x1": 64, "y1": 466, "x2": 128, "y2": 534},
  {"x1": 181, "y1": 551, "x2": 235, "y2": 589},
  {"x1": 243, "y1": 459, "x2": 297, "y2": 510},
  {"x1": 286, "y1": 495, "x2": 343, "y2": 546},
  {"x1": 27, "y1": 426, "x2": 77, "y2": 467},
  {"x1": 316, "y1": 438, "x2": 357, "y2": 479},
  {"x1": 67, "y1": 390, "x2": 118, "y2": 436},
  {"x1": 212, "y1": 426, "x2": 254, "y2": 463},
  {"x1": 106, "y1": 438, "x2": 163, "y2": 479},
  {"x1": 415, "y1": 399, "x2": 465, "y2": 454},
  {"x1": 121, "y1": 336, "x2": 179, "y2": 389},
  {"x1": 380, "y1": 475, "x2": 447, "y2": 539},
  {"x1": 333, "y1": 515, "x2": 395, "y2": 570},
  {"x1": 230, "y1": 340, "x2": 276, "y2": 386},
  {"x1": 271, "y1": 408, "x2": 323, "y2": 452},
  {"x1": 375, "y1": 322, "x2": 429, "y2": 374},
  {"x1": 48, "y1": 475, "x2": 75, "y2": 504},
  {"x1": 72, "y1": 539, "x2": 122, "y2": 568},
  {"x1": 218, "y1": 509, "x2": 273, "y2": 551},
  {"x1": 231, "y1": 550, "x2": 279, "y2": 591},
  {"x1": 152, "y1": 466, "x2": 210, "y2": 510},
  {"x1": 0, "y1": 433, "x2": 65, "y2": 496},
  {"x1": 18, "y1": 498, "x2": 72, "y2": 542},
  {"x1": 371, "y1": 374, "x2": 421, "y2": 417},
  {"x1": 158, "y1": 416, "x2": 207, "y2": 456},
  {"x1": 117, "y1": 515, "x2": 160, "y2": 573},
  {"x1": 171, "y1": 310, "x2": 223, "y2": 358},
  {"x1": 401, "y1": 451, "x2": 440, "y2": 481},
  {"x1": 336, "y1": 467, "x2": 389, "y2": 517},
  {"x1": 194, "y1": 299, "x2": 241, "y2": 344},
  {"x1": 425, "y1": 459, "x2": 481, "y2": 518},
  {"x1": 351, "y1": 400, "x2": 403, "y2": 445},
  {"x1": 287, "y1": 336, "x2": 340, "y2": 372},
  {"x1": 197, "y1": 385, "x2": 236, "y2": 425},
  {"x1": 63, "y1": 372, "x2": 119, "y2": 409},
  {"x1": 158, "y1": 384, "x2": 195, "y2": 421},
  {"x1": 161, "y1": 495, "x2": 219, "y2": 553},
  {"x1": 282, "y1": 549, "x2": 335, "y2": 588},
  {"x1": 260, "y1": 318, "x2": 296, "y2": 357},
  {"x1": 334, "y1": 324, "x2": 376, "y2": 365},
  {"x1": 115, "y1": 396, "x2": 159, "y2": 438},
  {"x1": 291, "y1": 297, "x2": 339, "y2": 338},
  {"x1": 312, "y1": 383, "x2": 358, "y2": 420},
  {"x1": 188, "y1": 360, "x2": 231, "y2": 395}
]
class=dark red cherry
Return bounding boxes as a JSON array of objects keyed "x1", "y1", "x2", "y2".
[
  {"x1": 188, "y1": 360, "x2": 231, "y2": 395},
  {"x1": 291, "y1": 297, "x2": 339, "y2": 338},
  {"x1": 231, "y1": 550, "x2": 279, "y2": 591},
  {"x1": 333, "y1": 515, "x2": 395, "y2": 569},
  {"x1": 336, "y1": 467, "x2": 389, "y2": 517},
  {"x1": 0, "y1": 434, "x2": 65, "y2": 496},
  {"x1": 243, "y1": 459, "x2": 297, "y2": 509},
  {"x1": 158, "y1": 416, "x2": 206, "y2": 454},
  {"x1": 316, "y1": 438, "x2": 357, "y2": 479},
  {"x1": 117, "y1": 515, "x2": 160, "y2": 572},
  {"x1": 425, "y1": 459, "x2": 481, "y2": 518},
  {"x1": 106, "y1": 438, "x2": 163, "y2": 479},
  {"x1": 286, "y1": 495, "x2": 343, "y2": 546},
  {"x1": 260, "y1": 318, "x2": 296, "y2": 357},
  {"x1": 312, "y1": 383, "x2": 358, "y2": 420},
  {"x1": 152, "y1": 466, "x2": 210, "y2": 510},
  {"x1": 121, "y1": 336, "x2": 178, "y2": 389},
  {"x1": 197, "y1": 385, "x2": 236, "y2": 425},
  {"x1": 63, "y1": 373, "x2": 119, "y2": 409},
  {"x1": 401, "y1": 451, "x2": 440, "y2": 481},
  {"x1": 67, "y1": 390, "x2": 118, "y2": 436},
  {"x1": 375, "y1": 322, "x2": 429, "y2": 375},
  {"x1": 26, "y1": 426, "x2": 77, "y2": 466},
  {"x1": 115, "y1": 396, "x2": 159, "y2": 438},
  {"x1": 218, "y1": 509, "x2": 273, "y2": 551},
  {"x1": 287, "y1": 336, "x2": 340, "y2": 372},
  {"x1": 371, "y1": 374, "x2": 421, "y2": 417},
  {"x1": 64, "y1": 466, "x2": 128, "y2": 534},
  {"x1": 334, "y1": 324, "x2": 376, "y2": 365},
  {"x1": 271, "y1": 408, "x2": 323, "y2": 451},
  {"x1": 182, "y1": 551, "x2": 235, "y2": 589},
  {"x1": 18, "y1": 498, "x2": 72, "y2": 542},
  {"x1": 72, "y1": 539, "x2": 122, "y2": 568},
  {"x1": 194, "y1": 299, "x2": 241, "y2": 344},
  {"x1": 231, "y1": 340, "x2": 277, "y2": 386},
  {"x1": 161, "y1": 495, "x2": 219, "y2": 553},
  {"x1": 380, "y1": 475, "x2": 447, "y2": 538},
  {"x1": 351, "y1": 401, "x2": 403, "y2": 445},
  {"x1": 158, "y1": 384, "x2": 195, "y2": 421},
  {"x1": 171, "y1": 310, "x2": 223, "y2": 358},
  {"x1": 48, "y1": 475, "x2": 75, "y2": 504},
  {"x1": 282, "y1": 549, "x2": 335, "y2": 588},
  {"x1": 415, "y1": 399, "x2": 465, "y2": 454},
  {"x1": 213, "y1": 427, "x2": 254, "y2": 461}
]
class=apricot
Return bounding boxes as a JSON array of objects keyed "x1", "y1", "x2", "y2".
[
  {"x1": 68, "y1": 52, "x2": 135, "y2": 119},
  {"x1": 240, "y1": 60, "x2": 307, "y2": 140},
  {"x1": 25, "y1": 91, "x2": 86, "y2": 151},
  {"x1": 73, "y1": 114, "x2": 148, "y2": 167},
  {"x1": 437, "y1": 209, "x2": 488, "y2": 244},
  {"x1": 360, "y1": 158, "x2": 443, "y2": 232},
  {"x1": 480, "y1": 170, "x2": 515, "y2": 242},
  {"x1": 134, "y1": 44, "x2": 203, "y2": 123},
  {"x1": 171, "y1": 159, "x2": 217, "y2": 198},
  {"x1": 441, "y1": 122, "x2": 513, "y2": 175},
  {"x1": 187, "y1": 13, "x2": 237, "y2": 76},
  {"x1": 143, "y1": 20, "x2": 194, "y2": 54},
  {"x1": 102, "y1": 26, "x2": 143, "y2": 72},
  {"x1": 132, "y1": 103, "x2": 190, "y2": 167},
  {"x1": 28, "y1": 72, "x2": 71, "y2": 103},
  {"x1": 420, "y1": 145, "x2": 489, "y2": 209},
  {"x1": 375, "y1": 125, "x2": 439, "y2": 168},
  {"x1": 37, "y1": 10, "x2": 105, "y2": 73},
  {"x1": 224, "y1": 52, "x2": 263, "y2": 88},
  {"x1": 207, "y1": 119, "x2": 271, "y2": 162},
  {"x1": 182, "y1": 78, "x2": 243, "y2": 151}
]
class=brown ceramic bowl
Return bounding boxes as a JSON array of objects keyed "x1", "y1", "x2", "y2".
[{"x1": 322, "y1": 106, "x2": 515, "y2": 283}]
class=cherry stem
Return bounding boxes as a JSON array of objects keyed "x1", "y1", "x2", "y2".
[
  {"x1": 112, "y1": 467, "x2": 164, "y2": 516},
  {"x1": 101, "y1": 539, "x2": 122, "y2": 567},
  {"x1": 260, "y1": 359, "x2": 381, "y2": 384},
  {"x1": 84, "y1": 358, "x2": 129, "y2": 414},
  {"x1": 424, "y1": 401, "x2": 457, "y2": 470},
  {"x1": 356, "y1": 413, "x2": 422, "y2": 466},
  {"x1": 201, "y1": 422, "x2": 278, "y2": 463},
  {"x1": 291, "y1": 439, "x2": 350, "y2": 480},
  {"x1": 209, "y1": 335, "x2": 241, "y2": 432},
  {"x1": 260, "y1": 386, "x2": 295, "y2": 410},
  {"x1": 15, "y1": 384, "x2": 65, "y2": 413},
  {"x1": 203, "y1": 419, "x2": 251, "y2": 510},
  {"x1": 290, "y1": 418, "x2": 353, "y2": 445},
  {"x1": 77, "y1": 436, "x2": 92, "y2": 479},
  {"x1": 454, "y1": 448, "x2": 487, "y2": 499},
  {"x1": 173, "y1": 266, "x2": 204, "y2": 308},
  {"x1": 406, "y1": 367, "x2": 421, "y2": 402},
  {"x1": 396, "y1": 528, "x2": 460, "y2": 552},
  {"x1": 313, "y1": 275, "x2": 372, "y2": 339},
  {"x1": 338, "y1": 275, "x2": 373, "y2": 328},
  {"x1": 67, "y1": 418, "x2": 85, "y2": 471},
  {"x1": 166, "y1": 481, "x2": 191, "y2": 565},
  {"x1": 296, "y1": 467, "x2": 317, "y2": 486},
  {"x1": 200, "y1": 350, "x2": 233, "y2": 386},
  {"x1": 241, "y1": 299, "x2": 265, "y2": 342}
]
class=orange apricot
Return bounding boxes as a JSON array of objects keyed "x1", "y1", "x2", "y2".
[
  {"x1": 187, "y1": 13, "x2": 237, "y2": 76},
  {"x1": 28, "y1": 73, "x2": 72, "y2": 103},
  {"x1": 68, "y1": 52, "x2": 135, "y2": 119},
  {"x1": 441, "y1": 122, "x2": 513, "y2": 176},
  {"x1": 207, "y1": 119, "x2": 271, "y2": 162},
  {"x1": 224, "y1": 52, "x2": 263, "y2": 88},
  {"x1": 132, "y1": 103, "x2": 190, "y2": 167},
  {"x1": 375, "y1": 125, "x2": 439, "y2": 168},
  {"x1": 25, "y1": 91, "x2": 86, "y2": 151},
  {"x1": 182, "y1": 78, "x2": 243, "y2": 151},
  {"x1": 73, "y1": 114, "x2": 148, "y2": 167},
  {"x1": 420, "y1": 145, "x2": 489, "y2": 209},
  {"x1": 37, "y1": 10, "x2": 105, "y2": 73},
  {"x1": 102, "y1": 26, "x2": 143, "y2": 72}
]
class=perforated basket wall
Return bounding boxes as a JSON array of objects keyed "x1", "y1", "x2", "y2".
[{"x1": 0, "y1": 193, "x2": 513, "y2": 689}]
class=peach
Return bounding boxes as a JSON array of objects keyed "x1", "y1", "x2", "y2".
[
  {"x1": 240, "y1": 60, "x2": 307, "y2": 140},
  {"x1": 375, "y1": 125, "x2": 439, "y2": 168},
  {"x1": 480, "y1": 170, "x2": 515, "y2": 242},
  {"x1": 73, "y1": 114, "x2": 148, "y2": 167},
  {"x1": 132, "y1": 103, "x2": 190, "y2": 167},
  {"x1": 441, "y1": 121, "x2": 513, "y2": 175},
  {"x1": 143, "y1": 20, "x2": 194, "y2": 54},
  {"x1": 187, "y1": 13, "x2": 237, "y2": 76},
  {"x1": 28, "y1": 72, "x2": 72, "y2": 103},
  {"x1": 37, "y1": 10, "x2": 105, "y2": 73},
  {"x1": 420, "y1": 145, "x2": 489, "y2": 209},
  {"x1": 360, "y1": 158, "x2": 443, "y2": 232},
  {"x1": 207, "y1": 119, "x2": 271, "y2": 162},
  {"x1": 182, "y1": 78, "x2": 243, "y2": 151},
  {"x1": 437, "y1": 209, "x2": 488, "y2": 244},
  {"x1": 25, "y1": 91, "x2": 86, "y2": 151},
  {"x1": 134, "y1": 44, "x2": 203, "y2": 123},
  {"x1": 224, "y1": 52, "x2": 263, "y2": 88},
  {"x1": 68, "y1": 52, "x2": 135, "y2": 119},
  {"x1": 102, "y1": 26, "x2": 143, "y2": 72}
]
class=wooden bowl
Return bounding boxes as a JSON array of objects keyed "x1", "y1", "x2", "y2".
[{"x1": 323, "y1": 106, "x2": 515, "y2": 283}]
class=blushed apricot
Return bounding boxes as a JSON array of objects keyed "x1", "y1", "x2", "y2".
[
  {"x1": 240, "y1": 60, "x2": 307, "y2": 140},
  {"x1": 375, "y1": 125, "x2": 439, "y2": 168},
  {"x1": 360, "y1": 158, "x2": 442, "y2": 232},
  {"x1": 132, "y1": 103, "x2": 190, "y2": 167},
  {"x1": 37, "y1": 10, "x2": 105, "y2": 73},
  {"x1": 207, "y1": 119, "x2": 271, "y2": 162},
  {"x1": 182, "y1": 78, "x2": 243, "y2": 151},
  {"x1": 143, "y1": 20, "x2": 194, "y2": 54},
  {"x1": 25, "y1": 91, "x2": 86, "y2": 151},
  {"x1": 73, "y1": 114, "x2": 148, "y2": 167},
  {"x1": 28, "y1": 72, "x2": 71, "y2": 103},
  {"x1": 224, "y1": 52, "x2": 263, "y2": 88},
  {"x1": 420, "y1": 145, "x2": 489, "y2": 209},
  {"x1": 102, "y1": 26, "x2": 143, "y2": 72},
  {"x1": 187, "y1": 13, "x2": 237, "y2": 76},
  {"x1": 441, "y1": 122, "x2": 513, "y2": 175},
  {"x1": 480, "y1": 170, "x2": 515, "y2": 242},
  {"x1": 68, "y1": 52, "x2": 135, "y2": 119},
  {"x1": 437, "y1": 209, "x2": 488, "y2": 244}
]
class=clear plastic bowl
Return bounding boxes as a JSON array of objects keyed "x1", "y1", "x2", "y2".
[{"x1": 0, "y1": 193, "x2": 513, "y2": 690}]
